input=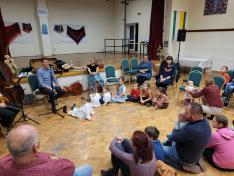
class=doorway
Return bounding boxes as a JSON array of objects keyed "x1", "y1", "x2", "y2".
[{"x1": 126, "y1": 23, "x2": 138, "y2": 51}]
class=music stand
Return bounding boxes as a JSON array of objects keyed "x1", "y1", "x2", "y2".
[
  {"x1": 11, "y1": 99, "x2": 40, "y2": 127},
  {"x1": 39, "y1": 66, "x2": 65, "y2": 118}
]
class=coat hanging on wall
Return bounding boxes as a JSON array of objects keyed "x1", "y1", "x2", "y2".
[
  {"x1": 54, "y1": 25, "x2": 64, "y2": 33},
  {"x1": 5, "y1": 23, "x2": 21, "y2": 44},
  {"x1": 67, "y1": 26, "x2": 85, "y2": 45},
  {"x1": 22, "y1": 23, "x2": 32, "y2": 33}
]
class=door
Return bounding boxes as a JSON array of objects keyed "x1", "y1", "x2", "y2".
[{"x1": 126, "y1": 23, "x2": 138, "y2": 51}]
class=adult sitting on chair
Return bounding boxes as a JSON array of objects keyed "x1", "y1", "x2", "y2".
[
  {"x1": 163, "y1": 103, "x2": 211, "y2": 174},
  {"x1": 0, "y1": 124, "x2": 93, "y2": 176},
  {"x1": 156, "y1": 56, "x2": 176, "y2": 88},
  {"x1": 203, "y1": 115, "x2": 234, "y2": 171},
  {"x1": 87, "y1": 57, "x2": 104, "y2": 93},
  {"x1": 189, "y1": 78, "x2": 223, "y2": 119},
  {"x1": 0, "y1": 92, "x2": 20, "y2": 129},
  {"x1": 37, "y1": 59, "x2": 66, "y2": 104},
  {"x1": 136, "y1": 55, "x2": 152, "y2": 87}
]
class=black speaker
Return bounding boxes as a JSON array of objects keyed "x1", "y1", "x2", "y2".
[{"x1": 177, "y1": 29, "x2": 186, "y2": 42}]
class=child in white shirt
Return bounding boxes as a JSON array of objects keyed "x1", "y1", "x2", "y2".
[
  {"x1": 68, "y1": 96, "x2": 94, "y2": 120},
  {"x1": 90, "y1": 91, "x2": 101, "y2": 108},
  {"x1": 99, "y1": 86, "x2": 112, "y2": 105}
]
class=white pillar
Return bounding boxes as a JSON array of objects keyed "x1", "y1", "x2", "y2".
[{"x1": 36, "y1": 0, "x2": 52, "y2": 56}]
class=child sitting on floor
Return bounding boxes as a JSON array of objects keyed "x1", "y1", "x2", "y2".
[
  {"x1": 163, "y1": 107, "x2": 189, "y2": 146},
  {"x1": 144, "y1": 126, "x2": 165, "y2": 161},
  {"x1": 112, "y1": 77, "x2": 127, "y2": 103},
  {"x1": 90, "y1": 89, "x2": 101, "y2": 107},
  {"x1": 99, "y1": 86, "x2": 112, "y2": 105},
  {"x1": 220, "y1": 66, "x2": 230, "y2": 88},
  {"x1": 153, "y1": 87, "x2": 169, "y2": 109},
  {"x1": 68, "y1": 96, "x2": 94, "y2": 120},
  {"x1": 140, "y1": 82, "x2": 153, "y2": 106},
  {"x1": 184, "y1": 80, "x2": 196, "y2": 105},
  {"x1": 126, "y1": 83, "x2": 141, "y2": 102}
]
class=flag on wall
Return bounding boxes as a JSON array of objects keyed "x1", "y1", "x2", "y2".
[{"x1": 172, "y1": 11, "x2": 187, "y2": 41}]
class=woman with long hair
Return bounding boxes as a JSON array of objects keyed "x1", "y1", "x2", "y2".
[
  {"x1": 102, "y1": 131, "x2": 156, "y2": 176},
  {"x1": 87, "y1": 57, "x2": 104, "y2": 93}
]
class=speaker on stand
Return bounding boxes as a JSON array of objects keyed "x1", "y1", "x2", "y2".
[{"x1": 175, "y1": 29, "x2": 186, "y2": 82}]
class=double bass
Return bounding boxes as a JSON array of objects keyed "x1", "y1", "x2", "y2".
[{"x1": 0, "y1": 55, "x2": 24, "y2": 105}]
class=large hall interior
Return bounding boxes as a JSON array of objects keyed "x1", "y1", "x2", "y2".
[{"x1": 0, "y1": 0, "x2": 234, "y2": 176}]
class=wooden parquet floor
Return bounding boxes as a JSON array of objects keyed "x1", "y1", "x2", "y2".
[{"x1": 0, "y1": 79, "x2": 234, "y2": 176}]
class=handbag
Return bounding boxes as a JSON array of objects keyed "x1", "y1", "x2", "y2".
[{"x1": 155, "y1": 160, "x2": 177, "y2": 176}]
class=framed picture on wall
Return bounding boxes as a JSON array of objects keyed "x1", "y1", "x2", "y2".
[{"x1": 204, "y1": 0, "x2": 228, "y2": 15}]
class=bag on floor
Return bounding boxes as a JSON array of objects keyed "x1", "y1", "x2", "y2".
[{"x1": 155, "y1": 160, "x2": 177, "y2": 176}]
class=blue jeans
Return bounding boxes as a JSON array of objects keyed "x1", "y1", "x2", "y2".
[
  {"x1": 223, "y1": 82, "x2": 234, "y2": 98},
  {"x1": 73, "y1": 164, "x2": 93, "y2": 176},
  {"x1": 88, "y1": 73, "x2": 104, "y2": 93},
  {"x1": 163, "y1": 142, "x2": 193, "y2": 170}
]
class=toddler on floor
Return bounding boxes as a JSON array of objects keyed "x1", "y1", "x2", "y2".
[
  {"x1": 68, "y1": 96, "x2": 94, "y2": 120},
  {"x1": 99, "y1": 86, "x2": 112, "y2": 105},
  {"x1": 126, "y1": 83, "x2": 141, "y2": 102},
  {"x1": 140, "y1": 82, "x2": 153, "y2": 106},
  {"x1": 112, "y1": 77, "x2": 127, "y2": 103},
  {"x1": 184, "y1": 80, "x2": 196, "y2": 105},
  {"x1": 153, "y1": 87, "x2": 169, "y2": 109}
]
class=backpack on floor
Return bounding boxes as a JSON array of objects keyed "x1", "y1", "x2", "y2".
[{"x1": 155, "y1": 160, "x2": 177, "y2": 176}]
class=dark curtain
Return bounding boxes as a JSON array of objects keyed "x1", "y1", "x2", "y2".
[
  {"x1": 148, "y1": 0, "x2": 165, "y2": 60},
  {"x1": 0, "y1": 8, "x2": 9, "y2": 59},
  {"x1": 67, "y1": 26, "x2": 86, "y2": 45}
]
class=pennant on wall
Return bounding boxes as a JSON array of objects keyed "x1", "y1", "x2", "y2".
[
  {"x1": 41, "y1": 23, "x2": 48, "y2": 35},
  {"x1": 67, "y1": 26, "x2": 86, "y2": 45},
  {"x1": 172, "y1": 11, "x2": 187, "y2": 41}
]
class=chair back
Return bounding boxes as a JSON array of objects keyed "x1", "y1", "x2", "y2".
[
  {"x1": 188, "y1": 70, "x2": 203, "y2": 87},
  {"x1": 105, "y1": 65, "x2": 116, "y2": 78},
  {"x1": 227, "y1": 70, "x2": 234, "y2": 81},
  {"x1": 191, "y1": 66, "x2": 203, "y2": 73},
  {"x1": 27, "y1": 74, "x2": 40, "y2": 92},
  {"x1": 130, "y1": 58, "x2": 138, "y2": 71},
  {"x1": 213, "y1": 76, "x2": 225, "y2": 89},
  {"x1": 121, "y1": 58, "x2": 130, "y2": 73}
]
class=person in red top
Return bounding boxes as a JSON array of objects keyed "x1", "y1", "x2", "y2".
[
  {"x1": 127, "y1": 83, "x2": 141, "y2": 102},
  {"x1": 189, "y1": 78, "x2": 223, "y2": 119},
  {"x1": 220, "y1": 66, "x2": 230, "y2": 86},
  {"x1": 0, "y1": 125, "x2": 92, "y2": 176}
]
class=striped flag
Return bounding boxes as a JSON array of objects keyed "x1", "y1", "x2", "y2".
[{"x1": 172, "y1": 11, "x2": 187, "y2": 41}]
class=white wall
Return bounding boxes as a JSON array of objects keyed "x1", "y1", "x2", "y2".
[
  {"x1": 47, "y1": 0, "x2": 114, "y2": 54},
  {"x1": 114, "y1": 0, "x2": 152, "y2": 51},
  {"x1": 0, "y1": 0, "x2": 42, "y2": 57},
  {"x1": 172, "y1": 0, "x2": 234, "y2": 71},
  {"x1": 0, "y1": 0, "x2": 115, "y2": 57}
]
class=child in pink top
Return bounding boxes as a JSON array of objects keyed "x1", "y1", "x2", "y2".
[
  {"x1": 203, "y1": 115, "x2": 234, "y2": 171},
  {"x1": 153, "y1": 87, "x2": 169, "y2": 109}
]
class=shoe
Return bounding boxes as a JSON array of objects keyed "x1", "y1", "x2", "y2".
[
  {"x1": 182, "y1": 164, "x2": 202, "y2": 174},
  {"x1": 71, "y1": 104, "x2": 76, "y2": 110}
]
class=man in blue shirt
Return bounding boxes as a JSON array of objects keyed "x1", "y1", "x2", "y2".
[
  {"x1": 163, "y1": 102, "x2": 211, "y2": 173},
  {"x1": 37, "y1": 59, "x2": 66, "y2": 104}
]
